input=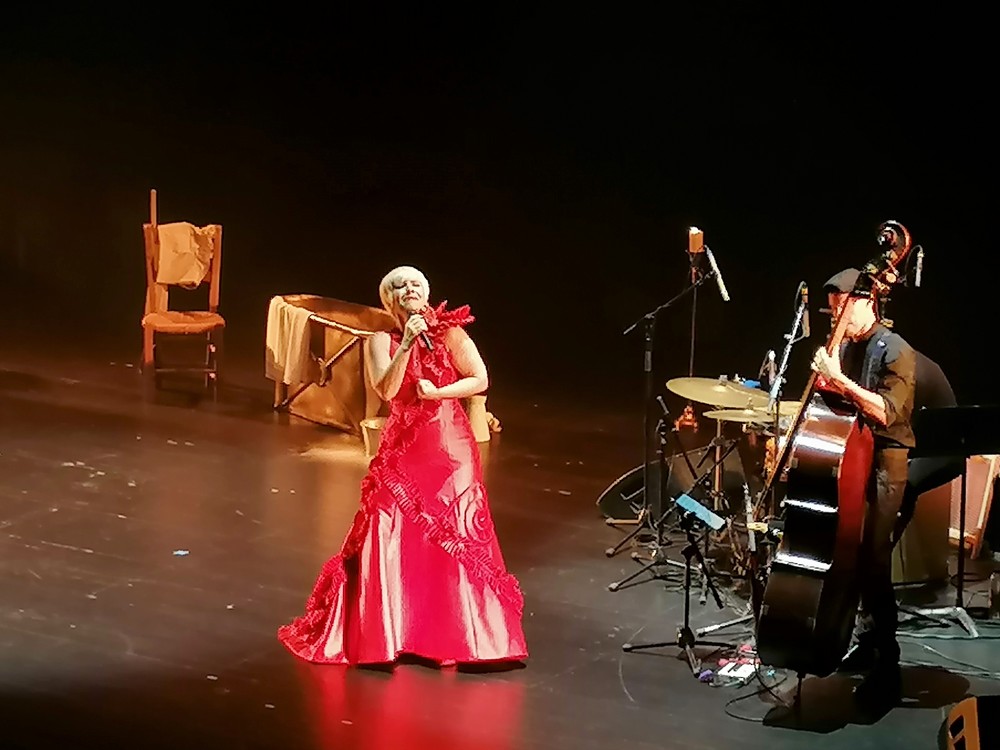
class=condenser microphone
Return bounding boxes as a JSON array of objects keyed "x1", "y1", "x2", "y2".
[
  {"x1": 688, "y1": 226, "x2": 705, "y2": 255},
  {"x1": 687, "y1": 226, "x2": 705, "y2": 284},
  {"x1": 704, "y1": 246, "x2": 730, "y2": 302}
]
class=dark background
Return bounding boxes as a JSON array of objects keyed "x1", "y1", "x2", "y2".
[{"x1": 0, "y1": 7, "x2": 991, "y2": 410}]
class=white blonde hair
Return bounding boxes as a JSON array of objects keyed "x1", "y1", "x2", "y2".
[{"x1": 378, "y1": 265, "x2": 430, "y2": 312}]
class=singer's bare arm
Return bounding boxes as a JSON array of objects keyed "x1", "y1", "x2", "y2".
[
  {"x1": 432, "y1": 327, "x2": 488, "y2": 399},
  {"x1": 366, "y1": 331, "x2": 412, "y2": 401}
]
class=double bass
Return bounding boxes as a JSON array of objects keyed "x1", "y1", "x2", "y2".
[{"x1": 754, "y1": 221, "x2": 914, "y2": 678}]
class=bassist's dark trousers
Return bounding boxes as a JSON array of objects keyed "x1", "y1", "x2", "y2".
[{"x1": 856, "y1": 446, "x2": 909, "y2": 663}]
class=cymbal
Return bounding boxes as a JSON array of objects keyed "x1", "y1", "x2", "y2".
[
  {"x1": 666, "y1": 377, "x2": 769, "y2": 409},
  {"x1": 704, "y1": 407, "x2": 770, "y2": 424},
  {"x1": 753, "y1": 400, "x2": 802, "y2": 417}
]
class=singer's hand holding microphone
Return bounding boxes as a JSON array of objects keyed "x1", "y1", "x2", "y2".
[
  {"x1": 401, "y1": 313, "x2": 430, "y2": 351},
  {"x1": 401, "y1": 313, "x2": 441, "y2": 400}
]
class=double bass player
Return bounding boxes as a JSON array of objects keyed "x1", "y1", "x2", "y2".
[{"x1": 811, "y1": 266, "x2": 917, "y2": 710}]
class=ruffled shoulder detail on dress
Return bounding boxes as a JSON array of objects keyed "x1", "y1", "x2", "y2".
[
  {"x1": 422, "y1": 300, "x2": 475, "y2": 332},
  {"x1": 386, "y1": 300, "x2": 476, "y2": 390}
]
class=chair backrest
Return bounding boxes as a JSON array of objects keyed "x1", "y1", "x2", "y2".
[
  {"x1": 946, "y1": 697, "x2": 981, "y2": 749},
  {"x1": 944, "y1": 695, "x2": 1000, "y2": 750},
  {"x1": 142, "y1": 221, "x2": 223, "y2": 315}
]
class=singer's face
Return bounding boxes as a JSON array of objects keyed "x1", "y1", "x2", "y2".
[{"x1": 391, "y1": 274, "x2": 427, "y2": 314}]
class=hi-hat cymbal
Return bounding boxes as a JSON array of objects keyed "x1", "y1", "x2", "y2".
[
  {"x1": 754, "y1": 400, "x2": 802, "y2": 417},
  {"x1": 666, "y1": 377, "x2": 768, "y2": 409},
  {"x1": 704, "y1": 407, "x2": 770, "y2": 424}
]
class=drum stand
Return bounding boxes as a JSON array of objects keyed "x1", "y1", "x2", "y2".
[
  {"x1": 690, "y1": 420, "x2": 739, "y2": 599},
  {"x1": 695, "y1": 338, "x2": 795, "y2": 638},
  {"x1": 606, "y1": 414, "x2": 693, "y2": 590},
  {"x1": 603, "y1": 400, "x2": 700, "y2": 560},
  {"x1": 690, "y1": 420, "x2": 757, "y2": 633},
  {"x1": 608, "y1": 432, "x2": 741, "y2": 592}
]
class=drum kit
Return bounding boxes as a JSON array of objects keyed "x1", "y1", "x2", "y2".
[
  {"x1": 605, "y1": 372, "x2": 796, "y2": 657},
  {"x1": 667, "y1": 375, "x2": 796, "y2": 425},
  {"x1": 665, "y1": 375, "x2": 797, "y2": 487}
]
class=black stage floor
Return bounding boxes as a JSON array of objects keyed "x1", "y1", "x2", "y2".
[{"x1": 1, "y1": 332, "x2": 998, "y2": 750}]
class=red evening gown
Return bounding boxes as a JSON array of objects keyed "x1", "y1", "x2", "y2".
[{"x1": 277, "y1": 302, "x2": 528, "y2": 666}]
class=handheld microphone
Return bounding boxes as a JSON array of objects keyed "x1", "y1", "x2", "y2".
[
  {"x1": 409, "y1": 311, "x2": 433, "y2": 350},
  {"x1": 914, "y1": 246, "x2": 924, "y2": 287},
  {"x1": 800, "y1": 283, "x2": 810, "y2": 338},
  {"x1": 704, "y1": 246, "x2": 730, "y2": 302}
]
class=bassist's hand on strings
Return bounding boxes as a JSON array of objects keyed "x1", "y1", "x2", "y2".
[{"x1": 811, "y1": 347, "x2": 843, "y2": 392}]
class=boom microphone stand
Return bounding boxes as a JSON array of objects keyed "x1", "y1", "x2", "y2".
[
  {"x1": 753, "y1": 282, "x2": 810, "y2": 518},
  {"x1": 609, "y1": 267, "x2": 717, "y2": 560},
  {"x1": 697, "y1": 285, "x2": 810, "y2": 638},
  {"x1": 768, "y1": 282, "x2": 810, "y2": 412}
]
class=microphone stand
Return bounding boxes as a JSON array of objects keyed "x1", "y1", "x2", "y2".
[
  {"x1": 768, "y1": 292, "x2": 808, "y2": 412},
  {"x1": 676, "y1": 248, "x2": 708, "y2": 430},
  {"x1": 699, "y1": 290, "x2": 809, "y2": 639},
  {"x1": 756, "y1": 289, "x2": 808, "y2": 519},
  {"x1": 608, "y1": 265, "x2": 717, "y2": 566}
]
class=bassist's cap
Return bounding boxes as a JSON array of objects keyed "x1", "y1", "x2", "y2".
[{"x1": 823, "y1": 268, "x2": 860, "y2": 294}]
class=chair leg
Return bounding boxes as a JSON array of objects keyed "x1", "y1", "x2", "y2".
[
  {"x1": 142, "y1": 327, "x2": 157, "y2": 399},
  {"x1": 210, "y1": 328, "x2": 224, "y2": 401}
]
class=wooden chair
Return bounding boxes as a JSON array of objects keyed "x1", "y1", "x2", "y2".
[
  {"x1": 945, "y1": 697, "x2": 981, "y2": 749},
  {"x1": 944, "y1": 695, "x2": 1000, "y2": 749},
  {"x1": 141, "y1": 189, "x2": 225, "y2": 399}
]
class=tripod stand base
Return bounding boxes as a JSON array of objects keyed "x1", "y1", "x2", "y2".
[
  {"x1": 607, "y1": 547, "x2": 686, "y2": 591},
  {"x1": 603, "y1": 507, "x2": 659, "y2": 558},
  {"x1": 605, "y1": 517, "x2": 642, "y2": 526},
  {"x1": 622, "y1": 629, "x2": 735, "y2": 675},
  {"x1": 901, "y1": 605, "x2": 980, "y2": 637}
]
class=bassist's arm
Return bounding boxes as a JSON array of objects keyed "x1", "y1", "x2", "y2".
[
  {"x1": 828, "y1": 344, "x2": 916, "y2": 429},
  {"x1": 828, "y1": 376, "x2": 890, "y2": 426}
]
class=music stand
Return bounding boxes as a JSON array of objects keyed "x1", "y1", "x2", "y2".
[
  {"x1": 903, "y1": 405, "x2": 1000, "y2": 637},
  {"x1": 622, "y1": 494, "x2": 736, "y2": 675}
]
